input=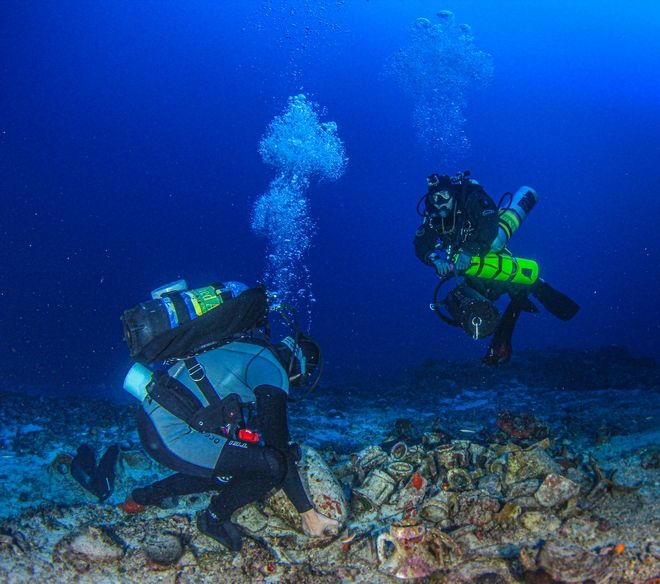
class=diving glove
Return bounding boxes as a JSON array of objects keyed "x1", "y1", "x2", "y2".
[
  {"x1": 454, "y1": 251, "x2": 472, "y2": 272},
  {"x1": 432, "y1": 257, "x2": 452, "y2": 277}
]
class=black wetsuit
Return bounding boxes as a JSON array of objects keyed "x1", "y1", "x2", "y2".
[
  {"x1": 413, "y1": 181, "x2": 499, "y2": 265},
  {"x1": 414, "y1": 181, "x2": 533, "y2": 365}
]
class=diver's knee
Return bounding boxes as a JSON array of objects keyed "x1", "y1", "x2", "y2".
[
  {"x1": 262, "y1": 447, "x2": 287, "y2": 485},
  {"x1": 254, "y1": 384, "x2": 287, "y2": 402}
]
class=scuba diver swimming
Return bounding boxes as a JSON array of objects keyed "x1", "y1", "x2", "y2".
[{"x1": 414, "y1": 171, "x2": 579, "y2": 365}]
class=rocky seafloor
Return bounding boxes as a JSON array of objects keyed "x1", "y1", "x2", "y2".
[{"x1": 0, "y1": 346, "x2": 658, "y2": 583}]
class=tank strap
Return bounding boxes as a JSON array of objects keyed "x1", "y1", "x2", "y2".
[{"x1": 491, "y1": 255, "x2": 505, "y2": 281}]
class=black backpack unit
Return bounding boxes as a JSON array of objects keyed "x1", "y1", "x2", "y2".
[{"x1": 121, "y1": 282, "x2": 269, "y2": 365}]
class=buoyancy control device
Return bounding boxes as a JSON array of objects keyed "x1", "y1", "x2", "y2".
[{"x1": 121, "y1": 279, "x2": 268, "y2": 365}]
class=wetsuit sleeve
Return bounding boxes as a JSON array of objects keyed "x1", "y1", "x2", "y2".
[
  {"x1": 413, "y1": 220, "x2": 439, "y2": 264},
  {"x1": 459, "y1": 188, "x2": 499, "y2": 257}
]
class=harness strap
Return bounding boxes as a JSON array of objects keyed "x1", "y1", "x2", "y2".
[{"x1": 184, "y1": 357, "x2": 222, "y2": 407}]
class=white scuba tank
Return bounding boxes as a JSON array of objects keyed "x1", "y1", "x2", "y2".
[
  {"x1": 123, "y1": 362, "x2": 153, "y2": 401},
  {"x1": 491, "y1": 186, "x2": 538, "y2": 252}
]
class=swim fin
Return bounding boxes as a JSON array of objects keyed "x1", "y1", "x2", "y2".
[
  {"x1": 70, "y1": 444, "x2": 96, "y2": 491},
  {"x1": 532, "y1": 280, "x2": 580, "y2": 321},
  {"x1": 90, "y1": 445, "x2": 119, "y2": 501},
  {"x1": 70, "y1": 444, "x2": 119, "y2": 502}
]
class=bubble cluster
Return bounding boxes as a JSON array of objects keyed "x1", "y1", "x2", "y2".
[
  {"x1": 252, "y1": 94, "x2": 347, "y2": 325},
  {"x1": 386, "y1": 11, "x2": 493, "y2": 162},
  {"x1": 259, "y1": 94, "x2": 347, "y2": 182}
]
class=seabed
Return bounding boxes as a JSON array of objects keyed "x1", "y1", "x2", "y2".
[{"x1": 1, "y1": 347, "x2": 658, "y2": 583}]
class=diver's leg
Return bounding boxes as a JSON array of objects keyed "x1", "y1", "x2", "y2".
[
  {"x1": 483, "y1": 295, "x2": 526, "y2": 366},
  {"x1": 132, "y1": 473, "x2": 218, "y2": 506},
  {"x1": 198, "y1": 440, "x2": 289, "y2": 551},
  {"x1": 254, "y1": 385, "x2": 312, "y2": 514}
]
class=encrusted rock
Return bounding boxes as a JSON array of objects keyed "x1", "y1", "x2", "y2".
[
  {"x1": 506, "y1": 478, "x2": 540, "y2": 498},
  {"x1": 504, "y1": 448, "x2": 561, "y2": 484},
  {"x1": 477, "y1": 473, "x2": 502, "y2": 497},
  {"x1": 520, "y1": 511, "x2": 561, "y2": 534},
  {"x1": 267, "y1": 446, "x2": 347, "y2": 530},
  {"x1": 454, "y1": 491, "x2": 500, "y2": 527},
  {"x1": 143, "y1": 531, "x2": 184, "y2": 566},
  {"x1": 534, "y1": 473, "x2": 580, "y2": 508},
  {"x1": 538, "y1": 540, "x2": 615, "y2": 583},
  {"x1": 53, "y1": 525, "x2": 124, "y2": 573}
]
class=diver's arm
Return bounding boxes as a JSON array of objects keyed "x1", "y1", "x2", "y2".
[{"x1": 413, "y1": 221, "x2": 439, "y2": 264}]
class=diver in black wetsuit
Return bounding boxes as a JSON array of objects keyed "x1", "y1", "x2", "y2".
[
  {"x1": 414, "y1": 172, "x2": 579, "y2": 365},
  {"x1": 125, "y1": 334, "x2": 337, "y2": 551}
]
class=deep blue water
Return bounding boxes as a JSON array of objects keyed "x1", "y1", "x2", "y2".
[{"x1": 2, "y1": 0, "x2": 659, "y2": 396}]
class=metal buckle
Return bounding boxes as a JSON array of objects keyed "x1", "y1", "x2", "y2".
[{"x1": 188, "y1": 362, "x2": 206, "y2": 382}]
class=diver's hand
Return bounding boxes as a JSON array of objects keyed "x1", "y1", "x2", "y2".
[
  {"x1": 432, "y1": 257, "x2": 453, "y2": 277},
  {"x1": 454, "y1": 251, "x2": 472, "y2": 272},
  {"x1": 301, "y1": 509, "x2": 339, "y2": 537}
]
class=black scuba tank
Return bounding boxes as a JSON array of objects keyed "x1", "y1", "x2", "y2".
[{"x1": 121, "y1": 281, "x2": 268, "y2": 365}]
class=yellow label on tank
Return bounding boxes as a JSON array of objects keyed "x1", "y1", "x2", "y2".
[{"x1": 185, "y1": 286, "x2": 222, "y2": 316}]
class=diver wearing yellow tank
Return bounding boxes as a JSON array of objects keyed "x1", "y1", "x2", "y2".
[{"x1": 414, "y1": 171, "x2": 579, "y2": 365}]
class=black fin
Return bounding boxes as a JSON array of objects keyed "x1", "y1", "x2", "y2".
[
  {"x1": 70, "y1": 444, "x2": 96, "y2": 490},
  {"x1": 533, "y1": 281, "x2": 580, "y2": 321},
  {"x1": 90, "y1": 445, "x2": 119, "y2": 501},
  {"x1": 515, "y1": 296, "x2": 539, "y2": 314}
]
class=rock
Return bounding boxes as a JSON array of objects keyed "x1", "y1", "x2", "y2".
[
  {"x1": 537, "y1": 540, "x2": 614, "y2": 583},
  {"x1": 506, "y1": 478, "x2": 540, "y2": 498},
  {"x1": 67, "y1": 526, "x2": 123, "y2": 562},
  {"x1": 504, "y1": 448, "x2": 561, "y2": 484},
  {"x1": 53, "y1": 525, "x2": 124, "y2": 573},
  {"x1": 143, "y1": 531, "x2": 184, "y2": 566},
  {"x1": 534, "y1": 474, "x2": 580, "y2": 508},
  {"x1": 266, "y1": 446, "x2": 347, "y2": 530},
  {"x1": 477, "y1": 473, "x2": 502, "y2": 497},
  {"x1": 454, "y1": 491, "x2": 501, "y2": 527},
  {"x1": 520, "y1": 511, "x2": 561, "y2": 534}
]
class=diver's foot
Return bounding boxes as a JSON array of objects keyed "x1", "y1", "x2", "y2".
[
  {"x1": 197, "y1": 510, "x2": 243, "y2": 552},
  {"x1": 482, "y1": 342, "x2": 512, "y2": 366},
  {"x1": 131, "y1": 487, "x2": 179, "y2": 510},
  {"x1": 301, "y1": 509, "x2": 339, "y2": 537},
  {"x1": 118, "y1": 496, "x2": 146, "y2": 514}
]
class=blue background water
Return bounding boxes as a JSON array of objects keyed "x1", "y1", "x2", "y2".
[{"x1": 2, "y1": 0, "x2": 659, "y2": 396}]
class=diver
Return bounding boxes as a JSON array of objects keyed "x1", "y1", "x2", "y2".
[
  {"x1": 123, "y1": 332, "x2": 339, "y2": 551},
  {"x1": 414, "y1": 171, "x2": 579, "y2": 365}
]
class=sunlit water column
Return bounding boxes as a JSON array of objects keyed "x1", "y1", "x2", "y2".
[
  {"x1": 252, "y1": 94, "x2": 347, "y2": 327},
  {"x1": 386, "y1": 11, "x2": 493, "y2": 163}
]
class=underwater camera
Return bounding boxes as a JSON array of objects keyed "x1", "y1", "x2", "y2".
[{"x1": 433, "y1": 284, "x2": 500, "y2": 340}]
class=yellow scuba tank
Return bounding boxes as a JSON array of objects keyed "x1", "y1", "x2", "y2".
[
  {"x1": 491, "y1": 186, "x2": 538, "y2": 252},
  {"x1": 462, "y1": 252, "x2": 539, "y2": 286}
]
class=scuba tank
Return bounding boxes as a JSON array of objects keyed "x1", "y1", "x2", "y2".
[
  {"x1": 121, "y1": 279, "x2": 267, "y2": 365},
  {"x1": 491, "y1": 186, "x2": 538, "y2": 253},
  {"x1": 461, "y1": 252, "x2": 539, "y2": 286},
  {"x1": 123, "y1": 362, "x2": 153, "y2": 401}
]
